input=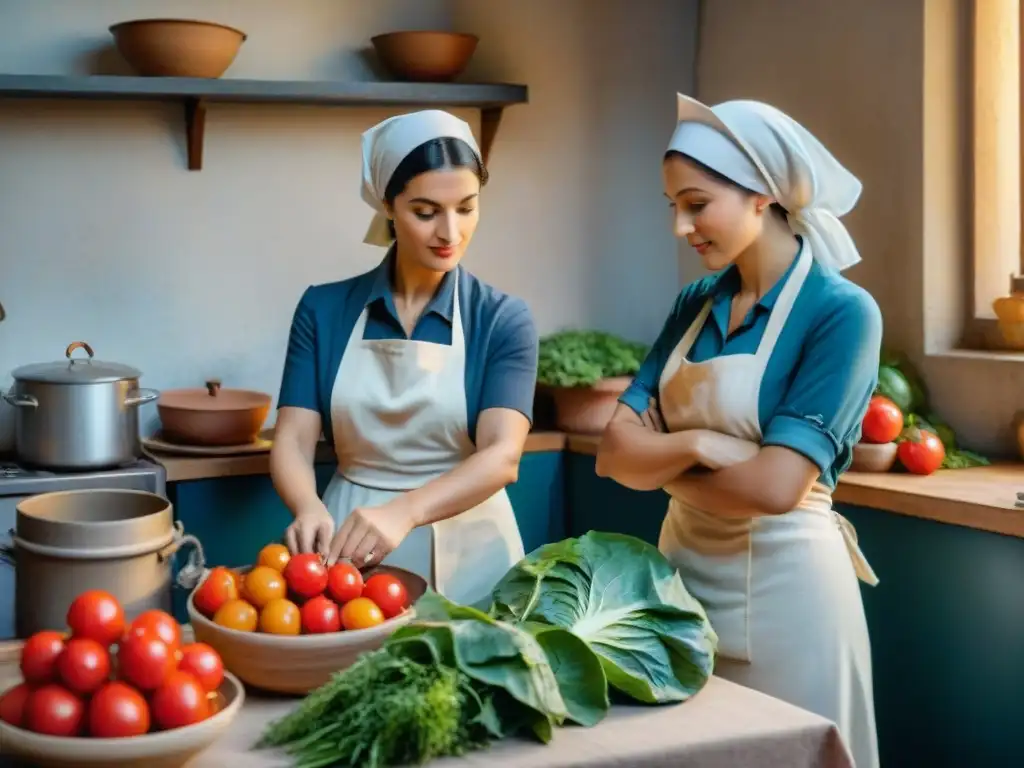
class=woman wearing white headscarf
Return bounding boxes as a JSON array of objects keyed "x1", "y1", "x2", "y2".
[
  {"x1": 270, "y1": 110, "x2": 536, "y2": 609},
  {"x1": 597, "y1": 94, "x2": 881, "y2": 768}
]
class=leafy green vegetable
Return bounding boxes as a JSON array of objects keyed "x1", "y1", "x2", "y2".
[
  {"x1": 537, "y1": 330, "x2": 649, "y2": 388},
  {"x1": 490, "y1": 531, "x2": 717, "y2": 704}
]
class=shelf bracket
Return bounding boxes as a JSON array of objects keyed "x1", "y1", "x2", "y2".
[
  {"x1": 479, "y1": 107, "x2": 504, "y2": 166},
  {"x1": 184, "y1": 98, "x2": 207, "y2": 172}
]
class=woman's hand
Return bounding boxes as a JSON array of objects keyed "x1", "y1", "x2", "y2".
[
  {"x1": 326, "y1": 498, "x2": 419, "y2": 567},
  {"x1": 284, "y1": 500, "x2": 335, "y2": 558}
]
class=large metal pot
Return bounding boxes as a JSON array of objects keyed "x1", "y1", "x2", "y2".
[
  {"x1": 0, "y1": 489, "x2": 205, "y2": 638},
  {"x1": 3, "y1": 341, "x2": 159, "y2": 470}
]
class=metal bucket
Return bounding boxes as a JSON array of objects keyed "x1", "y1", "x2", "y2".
[{"x1": 0, "y1": 489, "x2": 204, "y2": 638}]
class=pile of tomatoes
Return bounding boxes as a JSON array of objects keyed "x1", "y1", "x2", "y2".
[
  {"x1": 0, "y1": 590, "x2": 225, "y2": 739},
  {"x1": 860, "y1": 394, "x2": 945, "y2": 475},
  {"x1": 192, "y1": 543, "x2": 411, "y2": 636}
]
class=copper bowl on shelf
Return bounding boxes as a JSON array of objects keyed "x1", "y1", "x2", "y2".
[
  {"x1": 109, "y1": 18, "x2": 247, "y2": 78},
  {"x1": 371, "y1": 31, "x2": 479, "y2": 82},
  {"x1": 157, "y1": 379, "x2": 271, "y2": 447}
]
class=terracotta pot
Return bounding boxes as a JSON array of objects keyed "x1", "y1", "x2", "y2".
[
  {"x1": 850, "y1": 441, "x2": 898, "y2": 473},
  {"x1": 548, "y1": 377, "x2": 632, "y2": 435},
  {"x1": 109, "y1": 18, "x2": 247, "y2": 78},
  {"x1": 157, "y1": 379, "x2": 271, "y2": 447},
  {"x1": 371, "y1": 31, "x2": 479, "y2": 82}
]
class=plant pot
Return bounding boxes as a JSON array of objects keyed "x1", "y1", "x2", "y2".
[{"x1": 547, "y1": 377, "x2": 632, "y2": 435}]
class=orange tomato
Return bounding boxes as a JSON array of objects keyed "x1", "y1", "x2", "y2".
[
  {"x1": 256, "y1": 543, "x2": 291, "y2": 573},
  {"x1": 340, "y1": 597, "x2": 384, "y2": 631},
  {"x1": 259, "y1": 598, "x2": 301, "y2": 636},
  {"x1": 212, "y1": 599, "x2": 258, "y2": 632},
  {"x1": 192, "y1": 567, "x2": 238, "y2": 618},
  {"x1": 242, "y1": 566, "x2": 286, "y2": 609}
]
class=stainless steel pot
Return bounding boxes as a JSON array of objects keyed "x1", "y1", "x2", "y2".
[{"x1": 3, "y1": 341, "x2": 159, "y2": 470}]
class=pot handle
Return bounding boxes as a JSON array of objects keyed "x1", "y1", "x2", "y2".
[
  {"x1": 125, "y1": 388, "x2": 160, "y2": 407},
  {"x1": 157, "y1": 521, "x2": 207, "y2": 590},
  {"x1": 2, "y1": 391, "x2": 37, "y2": 408}
]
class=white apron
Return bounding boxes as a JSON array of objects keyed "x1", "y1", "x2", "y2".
[
  {"x1": 658, "y1": 244, "x2": 880, "y2": 768},
  {"x1": 322, "y1": 275, "x2": 525, "y2": 608}
]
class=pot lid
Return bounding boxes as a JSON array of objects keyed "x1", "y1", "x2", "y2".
[
  {"x1": 11, "y1": 342, "x2": 142, "y2": 384},
  {"x1": 158, "y1": 379, "x2": 272, "y2": 411}
]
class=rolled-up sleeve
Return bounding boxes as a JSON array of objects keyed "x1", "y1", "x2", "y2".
[
  {"x1": 277, "y1": 287, "x2": 320, "y2": 412},
  {"x1": 479, "y1": 298, "x2": 540, "y2": 422},
  {"x1": 762, "y1": 287, "x2": 883, "y2": 473}
]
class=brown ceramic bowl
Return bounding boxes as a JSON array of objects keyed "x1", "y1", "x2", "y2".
[
  {"x1": 371, "y1": 31, "x2": 479, "y2": 82},
  {"x1": 850, "y1": 441, "x2": 899, "y2": 473},
  {"x1": 187, "y1": 565, "x2": 428, "y2": 695},
  {"x1": 157, "y1": 380, "x2": 271, "y2": 447},
  {"x1": 109, "y1": 18, "x2": 247, "y2": 78},
  {"x1": 0, "y1": 671, "x2": 244, "y2": 768}
]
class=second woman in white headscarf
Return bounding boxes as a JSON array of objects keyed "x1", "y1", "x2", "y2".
[
  {"x1": 596, "y1": 94, "x2": 882, "y2": 768},
  {"x1": 271, "y1": 109, "x2": 537, "y2": 609}
]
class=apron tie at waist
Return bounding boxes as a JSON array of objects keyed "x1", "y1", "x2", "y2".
[{"x1": 833, "y1": 511, "x2": 879, "y2": 586}]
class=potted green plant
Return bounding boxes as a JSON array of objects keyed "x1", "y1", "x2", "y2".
[{"x1": 536, "y1": 330, "x2": 649, "y2": 434}]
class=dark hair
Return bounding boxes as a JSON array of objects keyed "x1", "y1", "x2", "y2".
[
  {"x1": 384, "y1": 137, "x2": 489, "y2": 240},
  {"x1": 665, "y1": 150, "x2": 787, "y2": 218}
]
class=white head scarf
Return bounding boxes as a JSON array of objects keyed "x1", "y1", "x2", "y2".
[
  {"x1": 360, "y1": 109, "x2": 483, "y2": 247},
  {"x1": 667, "y1": 94, "x2": 863, "y2": 273}
]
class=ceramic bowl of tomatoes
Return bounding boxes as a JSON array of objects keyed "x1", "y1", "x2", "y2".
[
  {"x1": 185, "y1": 544, "x2": 426, "y2": 695},
  {"x1": 0, "y1": 590, "x2": 245, "y2": 767}
]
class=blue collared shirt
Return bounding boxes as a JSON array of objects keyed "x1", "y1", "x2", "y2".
[
  {"x1": 278, "y1": 250, "x2": 539, "y2": 445},
  {"x1": 620, "y1": 242, "x2": 883, "y2": 489}
]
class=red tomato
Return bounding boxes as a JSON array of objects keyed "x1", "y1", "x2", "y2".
[
  {"x1": 192, "y1": 567, "x2": 239, "y2": 618},
  {"x1": 23, "y1": 684, "x2": 84, "y2": 737},
  {"x1": 66, "y1": 590, "x2": 125, "y2": 647},
  {"x1": 57, "y1": 637, "x2": 111, "y2": 696},
  {"x1": 20, "y1": 631, "x2": 66, "y2": 685},
  {"x1": 117, "y1": 631, "x2": 175, "y2": 691},
  {"x1": 897, "y1": 428, "x2": 946, "y2": 475},
  {"x1": 861, "y1": 395, "x2": 904, "y2": 444},
  {"x1": 126, "y1": 610, "x2": 182, "y2": 653},
  {"x1": 88, "y1": 681, "x2": 150, "y2": 738},
  {"x1": 361, "y1": 574, "x2": 409, "y2": 619},
  {"x1": 326, "y1": 562, "x2": 364, "y2": 604},
  {"x1": 177, "y1": 643, "x2": 224, "y2": 692},
  {"x1": 284, "y1": 553, "x2": 329, "y2": 599},
  {"x1": 301, "y1": 595, "x2": 342, "y2": 634},
  {"x1": 151, "y1": 671, "x2": 210, "y2": 730},
  {"x1": 0, "y1": 683, "x2": 32, "y2": 728}
]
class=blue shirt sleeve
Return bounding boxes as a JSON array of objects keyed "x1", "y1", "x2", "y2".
[
  {"x1": 761, "y1": 284, "x2": 883, "y2": 474},
  {"x1": 277, "y1": 287, "x2": 321, "y2": 413},
  {"x1": 478, "y1": 297, "x2": 539, "y2": 423}
]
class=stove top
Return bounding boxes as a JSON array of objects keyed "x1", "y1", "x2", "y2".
[{"x1": 0, "y1": 458, "x2": 167, "y2": 498}]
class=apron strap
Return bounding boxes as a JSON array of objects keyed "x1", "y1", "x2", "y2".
[{"x1": 833, "y1": 511, "x2": 880, "y2": 586}]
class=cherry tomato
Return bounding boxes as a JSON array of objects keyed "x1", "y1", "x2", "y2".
[
  {"x1": 283, "y1": 553, "x2": 328, "y2": 600},
  {"x1": 243, "y1": 566, "x2": 287, "y2": 609},
  {"x1": 326, "y1": 562, "x2": 363, "y2": 604},
  {"x1": 861, "y1": 395, "x2": 903, "y2": 444},
  {"x1": 340, "y1": 597, "x2": 385, "y2": 630},
  {"x1": 126, "y1": 610, "x2": 182, "y2": 653},
  {"x1": 257, "y1": 543, "x2": 291, "y2": 573},
  {"x1": 177, "y1": 643, "x2": 224, "y2": 692},
  {"x1": 20, "y1": 631, "x2": 66, "y2": 684},
  {"x1": 66, "y1": 590, "x2": 125, "y2": 647},
  {"x1": 212, "y1": 598, "x2": 259, "y2": 632},
  {"x1": 301, "y1": 595, "x2": 341, "y2": 634},
  {"x1": 897, "y1": 427, "x2": 946, "y2": 475},
  {"x1": 192, "y1": 567, "x2": 239, "y2": 618},
  {"x1": 0, "y1": 683, "x2": 32, "y2": 728},
  {"x1": 259, "y1": 598, "x2": 302, "y2": 635},
  {"x1": 361, "y1": 574, "x2": 409, "y2": 619},
  {"x1": 57, "y1": 637, "x2": 111, "y2": 696},
  {"x1": 118, "y1": 631, "x2": 175, "y2": 691},
  {"x1": 23, "y1": 684, "x2": 84, "y2": 736},
  {"x1": 88, "y1": 681, "x2": 150, "y2": 738},
  {"x1": 151, "y1": 671, "x2": 210, "y2": 730}
]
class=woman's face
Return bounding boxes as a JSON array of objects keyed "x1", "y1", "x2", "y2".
[
  {"x1": 387, "y1": 167, "x2": 481, "y2": 273},
  {"x1": 662, "y1": 154, "x2": 772, "y2": 271}
]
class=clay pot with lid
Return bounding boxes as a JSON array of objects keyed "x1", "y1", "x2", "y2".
[{"x1": 157, "y1": 379, "x2": 271, "y2": 446}]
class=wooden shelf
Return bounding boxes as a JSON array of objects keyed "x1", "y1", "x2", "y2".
[{"x1": 0, "y1": 74, "x2": 529, "y2": 170}]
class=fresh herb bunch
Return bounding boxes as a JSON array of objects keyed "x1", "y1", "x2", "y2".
[{"x1": 537, "y1": 330, "x2": 649, "y2": 388}]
